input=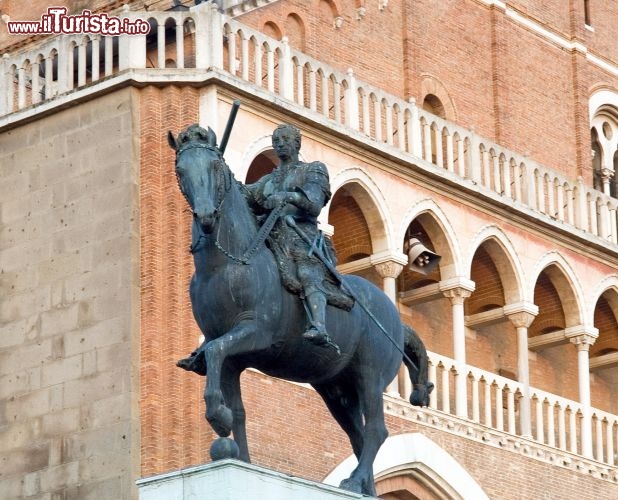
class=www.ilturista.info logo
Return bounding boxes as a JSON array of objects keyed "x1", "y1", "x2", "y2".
[{"x1": 6, "y1": 7, "x2": 150, "y2": 35}]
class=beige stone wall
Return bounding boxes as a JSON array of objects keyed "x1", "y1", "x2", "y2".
[{"x1": 0, "y1": 88, "x2": 140, "y2": 499}]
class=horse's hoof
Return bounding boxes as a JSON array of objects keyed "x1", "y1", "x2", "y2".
[
  {"x1": 339, "y1": 477, "x2": 363, "y2": 494},
  {"x1": 210, "y1": 437, "x2": 240, "y2": 461},
  {"x1": 207, "y1": 405, "x2": 233, "y2": 437}
]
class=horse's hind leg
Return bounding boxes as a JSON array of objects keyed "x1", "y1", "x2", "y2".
[
  {"x1": 340, "y1": 381, "x2": 388, "y2": 497},
  {"x1": 313, "y1": 383, "x2": 364, "y2": 459}
]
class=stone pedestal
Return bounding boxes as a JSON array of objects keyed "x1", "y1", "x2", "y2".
[{"x1": 137, "y1": 459, "x2": 374, "y2": 500}]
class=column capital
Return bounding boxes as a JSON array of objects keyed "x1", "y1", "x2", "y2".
[
  {"x1": 439, "y1": 277, "x2": 475, "y2": 304},
  {"x1": 566, "y1": 325, "x2": 599, "y2": 351},
  {"x1": 373, "y1": 261, "x2": 404, "y2": 279},
  {"x1": 504, "y1": 302, "x2": 538, "y2": 328}
]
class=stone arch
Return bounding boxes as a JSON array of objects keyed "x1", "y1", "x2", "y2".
[
  {"x1": 465, "y1": 225, "x2": 526, "y2": 305},
  {"x1": 398, "y1": 199, "x2": 461, "y2": 280},
  {"x1": 263, "y1": 20, "x2": 283, "y2": 40},
  {"x1": 330, "y1": 167, "x2": 393, "y2": 254},
  {"x1": 590, "y1": 276, "x2": 618, "y2": 357},
  {"x1": 528, "y1": 252, "x2": 585, "y2": 331},
  {"x1": 419, "y1": 74, "x2": 457, "y2": 121},
  {"x1": 323, "y1": 433, "x2": 489, "y2": 500}
]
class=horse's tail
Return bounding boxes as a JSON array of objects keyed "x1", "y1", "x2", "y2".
[{"x1": 402, "y1": 324, "x2": 434, "y2": 407}]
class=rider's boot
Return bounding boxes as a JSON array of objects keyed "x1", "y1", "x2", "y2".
[{"x1": 302, "y1": 291, "x2": 340, "y2": 354}]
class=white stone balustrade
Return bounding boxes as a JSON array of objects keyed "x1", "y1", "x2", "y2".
[
  {"x1": 2, "y1": 5, "x2": 617, "y2": 247},
  {"x1": 422, "y1": 350, "x2": 617, "y2": 468}
]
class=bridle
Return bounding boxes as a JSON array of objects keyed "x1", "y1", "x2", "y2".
[
  {"x1": 175, "y1": 140, "x2": 282, "y2": 264},
  {"x1": 175, "y1": 140, "x2": 231, "y2": 221}
]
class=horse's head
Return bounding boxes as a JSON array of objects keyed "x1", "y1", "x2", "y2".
[{"x1": 168, "y1": 124, "x2": 231, "y2": 233}]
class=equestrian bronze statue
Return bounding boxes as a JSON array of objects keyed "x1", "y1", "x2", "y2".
[{"x1": 168, "y1": 119, "x2": 433, "y2": 497}]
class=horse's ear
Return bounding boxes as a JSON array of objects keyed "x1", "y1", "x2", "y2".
[
  {"x1": 167, "y1": 130, "x2": 178, "y2": 151},
  {"x1": 206, "y1": 127, "x2": 217, "y2": 148}
]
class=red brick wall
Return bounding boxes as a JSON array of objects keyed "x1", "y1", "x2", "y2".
[{"x1": 139, "y1": 85, "x2": 219, "y2": 476}]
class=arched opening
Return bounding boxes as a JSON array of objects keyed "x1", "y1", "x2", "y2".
[
  {"x1": 422, "y1": 94, "x2": 445, "y2": 119},
  {"x1": 245, "y1": 150, "x2": 277, "y2": 183},
  {"x1": 528, "y1": 264, "x2": 581, "y2": 401}
]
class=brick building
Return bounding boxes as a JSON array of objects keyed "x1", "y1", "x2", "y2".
[{"x1": 1, "y1": 0, "x2": 618, "y2": 498}]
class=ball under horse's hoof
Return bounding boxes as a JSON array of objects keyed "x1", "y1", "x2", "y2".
[{"x1": 210, "y1": 437, "x2": 240, "y2": 461}]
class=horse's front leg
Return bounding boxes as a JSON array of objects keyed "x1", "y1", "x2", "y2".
[
  {"x1": 203, "y1": 321, "x2": 266, "y2": 437},
  {"x1": 221, "y1": 365, "x2": 250, "y2": 462}
]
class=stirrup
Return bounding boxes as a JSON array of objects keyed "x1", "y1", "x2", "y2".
[{"x1": 303, "y1": 327, "x2": 341, "y2": 354}]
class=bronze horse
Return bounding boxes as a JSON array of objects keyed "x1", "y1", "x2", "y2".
[{"x1": 168, "y1": 124, "x2": 433, "y2": 496}]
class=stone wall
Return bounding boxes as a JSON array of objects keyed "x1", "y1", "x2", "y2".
[{"x1": 0, "y1": 88, "x2": 140, "y2": 499}]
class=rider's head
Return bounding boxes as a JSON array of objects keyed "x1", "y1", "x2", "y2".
[{"x1": 272, "y1": 124, "x2": 301, "y2": 161}]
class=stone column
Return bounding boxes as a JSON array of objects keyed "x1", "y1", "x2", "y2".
[
  {"x1": 567, "y1": 329, "x2": 598, "y2": 458},
  {"x1": 504, "y1": 302, "x2": 538, "y2": 438},
  {"x1": 440, "y1": 278, "x2": 475, "y2": 418},
  {"x1": 372, "y1": 252, "x2": 407, "y2": 397},
  {"x1": 600, "y1": 167, "x2": 614, "y2": 197}
]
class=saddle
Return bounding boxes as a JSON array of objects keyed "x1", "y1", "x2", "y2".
[{"x1": 267, "y1": 233, "x2": 355, "y2": 311}]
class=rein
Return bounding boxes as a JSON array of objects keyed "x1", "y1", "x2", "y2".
[{"x1": 212, "y1": 200, "x2": 287, "y2": 264}]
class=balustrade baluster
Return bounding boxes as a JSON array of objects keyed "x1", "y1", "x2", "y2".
[
  {"x1": 547, "y1": 401, "x2": 555, "y2": 447},
  {"x1": 104, "y1": 36, "x2": 113, "y2": 76},
  {"x1": 374, "y1": 98, "x2": 382, "y2": 142},
  {"x1": 308, "y1": 68, "x2": 316, "y2": 111},
  {"x1": 484, "y1": 380, "x2": 492, "y2": 427},
  {"x1": 254, "y1": 42, "x2": 263, "y2": 86},
  {"x1": 78, "y1": 42, "x2": 87, "y2": 87},
  {"x1": 471, "y1": 375, "x2": 480, "y2": 422},
  {"x1": 228, "y1": 29, "x2": 237, "y2": 76},
  {"x1": 607, "y1": 418, "x2": 615, "y2": 465},
  {"x1": 445, "y1": 131, "x2": 454, "y2": 172},
  {"x1": 385, "y1": 104, "x2": 393, "y2": 145},
  {"x1": 44, "y1": 56, "x2": 53, "y2": 100},
  {"x1": 241, "y1": 34, "x2": 249, "y2": 81},
  {"x1": 266, "y1": 48, "x2": 274, "y2": 92},
  {"x1": 441, "y1": 365, "x2": 450, "y2": 414},
  {"x1": 514, "y1": 163, "x2": 523, "y2": 201},
  {"x1": 422, "y1": 120, "x2": 431, "y2": 163},
  {"x1": 428, "y1": 361, "x2": 437, "y2": 410},
  {"x1": 495, "y1": 384, "x2": 504, "y2": 431},
  {"x1": 492, "y1": 152, "x2": 500, "y2": 193},
  {"x1": 362, "y1": 93, "x2": 370, "y2": 135},
  {"x1": 503, "y1": 157, "x2": 512, "y2": 198},
  {"x1": 556, "y1": 183, "x2": 565, "y2": 221},
  {"x1": 558, "y1": 405, "x2": 567, "y2": 450},
  {"x1": 333, "y1": 79, "x2": 341, "y2": 123},
  {"x1": 157, "y1": 21, "x2": 165, "y2": 68},
  {"x1": 536, "y1": 397, "x2": 545, "y2": 443},
  {"x1": 397, "y1": 107, "x2": 405, "y2": 150},
  {"x1": 569, "y1": 409, "x2": 578, "y2": 453},
  {"x1": 176, "y1": 21, "x2": 184, "y2": 69},
  {"x1": 31, "y1": 60, "x2": 40, "y2": 105},
  {"x1": 435, "y1": 125, "x2": 443, "y2": 168},
  {"x1": 321, "y1": 72, "x2": 329, "y2": 118},
  {"x1": 547, "y1": 176, "x2": 555, "y2": 217},
  {"x1": 295, "y1": 63, "x2": 303, "y2": 104},
  {"x1": 481, "y1": 148, "x2": 491, "y2": 188},
  {"x1": 507, "y1": 389, "x2": 515, "y2": 434},
  {"x1": 589, "y1": 196, "x2": 598, "y2": 235},
  {"x1": 17, "y1": 66, "x2": 26, "y2": 110},
  {"x1": 457, "y1": 136, "x2": 466, "y2": 178},
  {"x1": 91, "y1": 37, "x2": 100, "y2": 81},
  {"x1": 595, "y1": 416, "x2": 604, "y2": 462}
]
